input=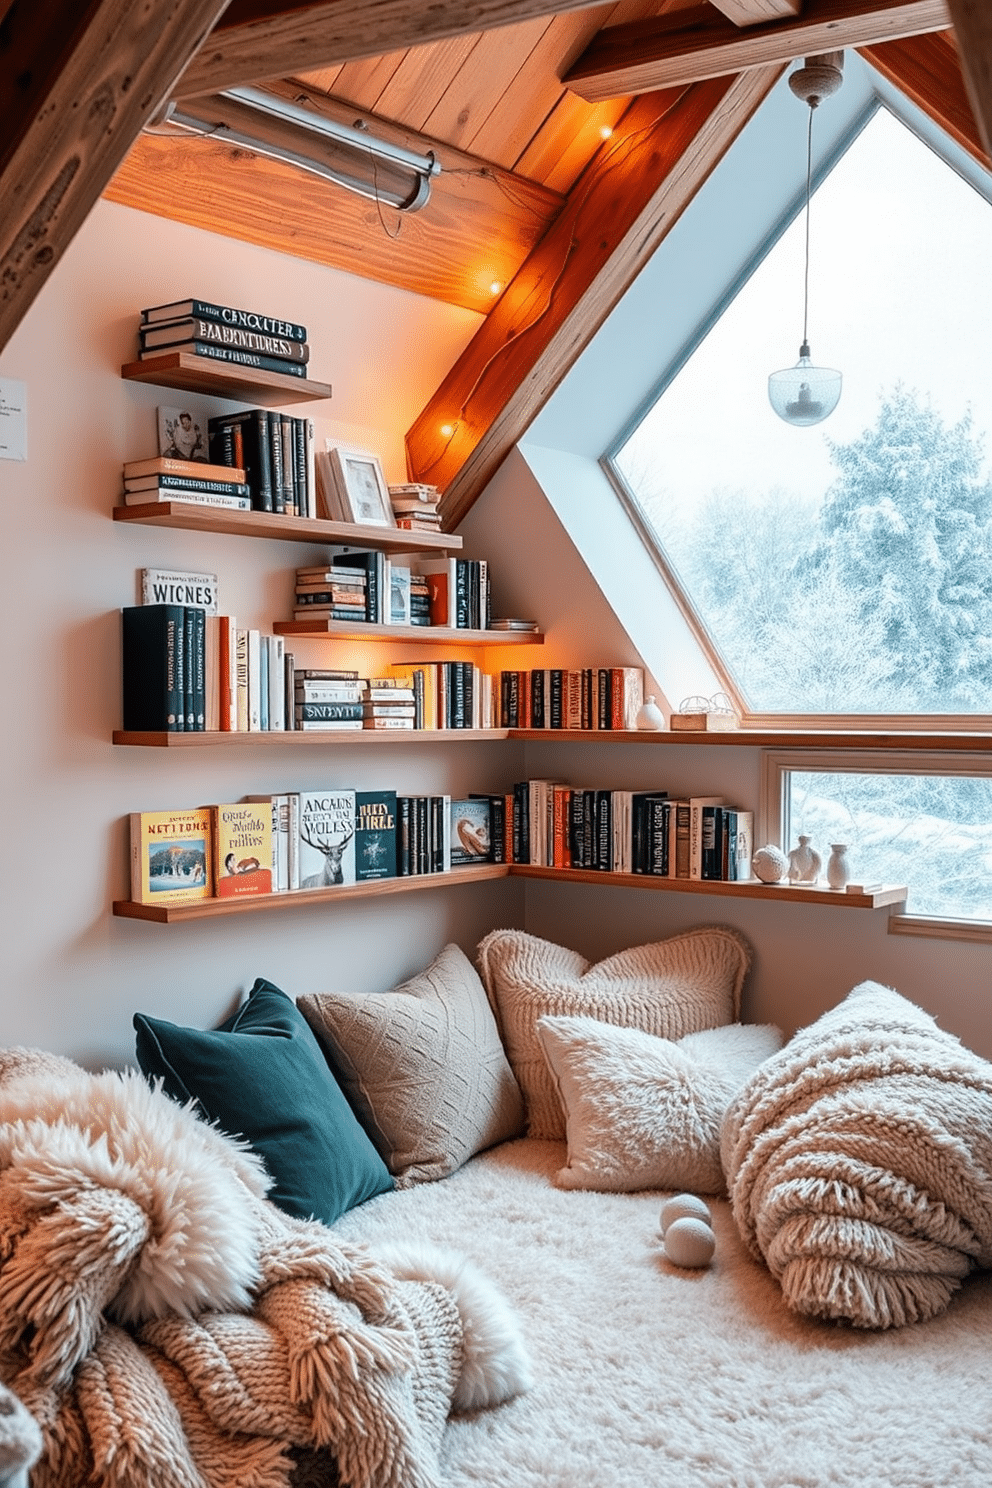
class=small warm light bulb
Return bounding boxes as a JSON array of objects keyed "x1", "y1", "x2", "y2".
[
  {"x1": 489, "y1": 280, "x2": 502, "y2": 296},
  {"x1": 599, "y1": 125, "x2": 613, "y2": 140},
  {"x1": 440, "y1": 423, "x2": 455, "y2": 439}
]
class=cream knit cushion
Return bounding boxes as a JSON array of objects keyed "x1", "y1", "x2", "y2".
[
  {"x1": 298, "y1": 944, "x2": 525, "y2": 1186},
  {"x1": 477, "y1": 927, "x2": 752, "y2": 1139},
  {"x1": 536, "y1": 1018, "x2": 782, "y2": 1193}
]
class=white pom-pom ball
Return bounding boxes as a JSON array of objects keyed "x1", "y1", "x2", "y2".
[
  {"x1": 663, "y1": 1216, "x2": 716, "y2": 1269},
  {"x1": 660, "y1": 1194, "x2": 712, "y2": 1235}
]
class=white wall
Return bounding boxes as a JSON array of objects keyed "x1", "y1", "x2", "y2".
[{"x1": 0, "y1": 199, "x2": 523, "y2": 1068}]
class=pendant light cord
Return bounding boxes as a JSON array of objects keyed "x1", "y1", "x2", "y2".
[{"x1": 802, "y1": 101, "x2": 814, "y2": 349}]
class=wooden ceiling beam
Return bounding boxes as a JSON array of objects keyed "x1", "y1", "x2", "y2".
[
  {"x1": 176, "y1": 0, "x2": 614, "y2": 98},
  {"x1": 0, "y1": 0, "x2": 232, "y2": 355},
  {"x1": 860, "y1": 30, "x2": 988, "y2": 166},
  {"x1": 407, "y1": 65, "x2": 780, "y2": 527},
  {"x1": 709, "y1": 0, "x2": 803, "y2": 24},
  {"x1": 946, "y1": 0, "x2": 992, "y2": 156},
  {"x1": 564, "y1": 0, "x2": 950, "y2": 101}
]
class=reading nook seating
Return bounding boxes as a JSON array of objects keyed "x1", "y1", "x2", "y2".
[{"x1": 1, "y1": 927, "x2": 990, "y2": 1487}]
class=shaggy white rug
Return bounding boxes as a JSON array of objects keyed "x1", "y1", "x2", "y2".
[{"x1": 335, "y1": 1138, "x2": 992, "y2": 1488}]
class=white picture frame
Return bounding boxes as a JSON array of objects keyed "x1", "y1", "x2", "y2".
[{"x1": 325, "y1": 442, "x2": 395, "y2": 527}]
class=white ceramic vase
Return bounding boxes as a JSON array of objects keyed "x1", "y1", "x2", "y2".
[
  {"x1": 635, "y1": 695, "x2": 665, "y2": 731},
  {"x1": 826, "y1": 843, "x2": 850, "y2": 891},
  {"x1": 788, "y1": 835, "x2": 821, "y2": 883}
]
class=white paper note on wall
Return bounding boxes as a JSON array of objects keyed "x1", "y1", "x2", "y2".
[{"x1": 0, "y1": 379, "x2": 27, "y2": 461}]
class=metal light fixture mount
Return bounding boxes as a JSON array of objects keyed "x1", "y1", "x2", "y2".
[{"x1": 768, "y1": 52, "x2": 844, "y2": 428}]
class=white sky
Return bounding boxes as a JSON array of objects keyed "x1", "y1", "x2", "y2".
[{"x1": 621, "y1": 107, "x2": 992, "y2": 507}]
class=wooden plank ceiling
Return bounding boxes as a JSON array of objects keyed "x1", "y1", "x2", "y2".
[{"x1": 4, "y1": 0, "x2": 989, "y2": 520}]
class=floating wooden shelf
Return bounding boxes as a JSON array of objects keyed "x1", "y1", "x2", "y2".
[
  {"x1": 113, "y1": 503, "x2": 463, "y2": 550},
  {"x1": 511, "y1": 728, "x2": 992, "y2": 751},
  {"x1": 510, "y1": 864, "x2": 908, "y2": 909},
  {"x1": 274, "y1": 620, "x2": 544, "y2": 644},
  {"x1": 113, "y1": 728, "x2": 510, "y2": 747},
  {"x1": 122, "y1": 352, "x2": 331, "y2": 405},
  {"x1": 113, "y1": 862, "x2": 512, "y2": 921}
]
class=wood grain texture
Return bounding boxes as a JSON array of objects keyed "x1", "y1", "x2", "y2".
[
  {"x1": 709, "y1": 0, "x2": 802, "y2": 22},
  {"x1": 0, "y1": 0, "x2": 231, "y2": 354},
  {"x1": 177, "y1": 0, "x2": 616, "y2": 98},
  {"x1": 120, "y1": 351, "x2": 332, "y2": 403},
  {"x1": 407, "y1": 66, "x2": 779, "y2": 525},
  {"x1": 565, "y1": 0, "x2": 951, "y2": 99},
  {"x1": 113, "y1": 502, "x2": 464, "y2": 551},
  {"x1": 510, "y1": 863, "x2": 908, "y2": 907},
  {"x1": 861, "y1": 30, "x2": 989, "y2": 166},
  {"x1": 946, "y1": 0, "x2": 992, "y2": 156},
  {"x1": 105, "y1": 88, "x2": 563, "y2": 314}
]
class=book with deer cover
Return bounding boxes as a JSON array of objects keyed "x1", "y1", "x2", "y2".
[
  {"x1": 298, "y1": 790, "x2": 356, "y2": 889},
  {"x1": 212, "y1": 802, "x2": 273, "y2": 896},
  {"x1": 129, "y1": 807, "x2": 212, "y2": 904},
  {"x1": 355, "y1": 791, "x2": 397, "y2": 881}
]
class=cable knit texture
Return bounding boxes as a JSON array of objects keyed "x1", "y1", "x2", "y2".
[
  {"x1": 0, "y1": 1049, "x2": 526, "y2": 1488},
  {"x1": 477, "y1": 927, "x2": 751, "y2": 1139},
  {"x1": 721, "y1": 981, "x2": 992, "y2": 1328}
]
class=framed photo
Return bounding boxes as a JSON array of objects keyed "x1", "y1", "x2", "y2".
[
  {"x1": 157, "y1": 404, "x2": 209, "y2": 462},
  {"x1": 325, "y1": 441, "x2": 395, "y2": 527}
]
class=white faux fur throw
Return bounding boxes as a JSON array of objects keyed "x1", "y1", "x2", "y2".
[
  {"x1": 0, "y1": 1049, "x2": 529, "y2": 1488},
  {"x1": 721, "y1": 982, "x2": 992, "y2": 1328}
]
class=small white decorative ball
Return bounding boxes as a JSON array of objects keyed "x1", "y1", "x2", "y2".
[
  {"x1": 751, "y1": 844, "x2": 789, "y2": 884},
  {"x1": 660, "y1": 1193, "x2": 712, "y2": 1234},
  {"x1": 663, "y1": 1217, "x2": 716, "y2": 1269}
]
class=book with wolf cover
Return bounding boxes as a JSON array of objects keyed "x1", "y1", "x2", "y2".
[
  {"x1": 212, "y1": 802, "x2": 273, "y2": 896},
  {"x1": 298, "y1": 790, "x2": 356, "y2": 889},
  {"x1": 130, "y1": 807, "x2": 212, "y2": 904},
  {"x1": 355, "y1": 791, "x2": 397, "y2": 881}
]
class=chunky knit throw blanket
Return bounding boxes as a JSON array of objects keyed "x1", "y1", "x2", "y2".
[
  {"x1": 721, "y1": 982, "x2": 992, "y2": 1329},
  {"x1": 0, "y1": 1049, "x2": 525, "y2": 1488}
]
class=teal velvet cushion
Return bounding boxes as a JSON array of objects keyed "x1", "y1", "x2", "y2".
[{"x1": 133, "y1": 977, "x2": 393, "y2": 1226}]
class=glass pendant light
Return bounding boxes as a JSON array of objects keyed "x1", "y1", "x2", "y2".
[{"x1": 768, "y1": 53, "x2": 844, "y2": 428}]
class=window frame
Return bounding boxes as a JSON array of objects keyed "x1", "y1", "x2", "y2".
[{"x1": 761, "y1": 747, "x2": 992, "y2": 940}]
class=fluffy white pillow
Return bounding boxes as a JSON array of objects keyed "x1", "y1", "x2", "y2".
[
  {"x1": 536, "y1": 1018, "x2": 782, "y2": 1193},
  {"x1": 477, "y1": 927, "x2": 752, "y2": 1139}
]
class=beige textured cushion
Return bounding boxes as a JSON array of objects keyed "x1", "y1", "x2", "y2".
[
  {"x1": 536, "y1": 1017, "x2": 782, "y2": 1193},
  {"x1": 476, "y1": 927, "x2": 751, "y2": 1139},
  {"x1": 297, "y1": 943, "x2": 525, "y2": 1186}
]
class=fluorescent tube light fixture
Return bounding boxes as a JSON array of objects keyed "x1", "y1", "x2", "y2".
[{"x1": 154, "y1": 85, "x2": 441, "y2": 213}]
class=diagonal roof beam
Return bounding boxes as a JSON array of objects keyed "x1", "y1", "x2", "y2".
[
  {"x1": 564, "y1": 0, "x2": 950, "y2": 102},
  {"x1": 861, "y1": 30, "x2": 989, "y2": 166},
  {"x1": 407, "y1": 65, "x2": 781, "y2": 528},
  {"x1": 0, "y1": 0, "x2": 232, "y2": 354},
  {"x1": 946, "y1": 0, "x2": 992, "y2": 156},
  {"x1": 176, "y1": 0, "x2": 614, "y2": 98}
]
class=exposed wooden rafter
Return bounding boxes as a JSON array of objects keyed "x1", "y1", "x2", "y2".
[
  {"x1": 0, "y1": 0, "x2": 232, "y2": 354},
  {"x1": 407, "y1": 65, "x2": 780, "y2": 526},
  {"x1": 861, "y1": 30, "x2": 989, "y2": 166},
  {"x1": 946, "y1": 0, "x2": 992, "y2": 156},
  {"x1": 105, "y1": 84, "x2": 563, "y2": 314},
  {"x1": 709, "y1": 0, "x2": 803, "y2": 24},
  {"x1": 176, "y1": 0, "x2": 615, "y2": 99},
  {"x1": 563, "y1": 0, "x2": 951, "y2": 101}
]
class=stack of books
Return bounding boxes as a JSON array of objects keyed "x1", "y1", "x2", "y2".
[
  {"x1": 121, "y1": 457, "x2": 250, "y2": 513},
  {"x1": 138, "y1": 297, "x2": 311, "y2": 381},
  {"x1": 207, "y1": 409, "x2": 315, "y2": 516},
  {"x1": 363, "y1": 679, "x2": 416, "y2": 730},
  {"x1": 294, "y1": 670, "x2": 364, "y2": 731},
  {"x1": 389, "y1": 483, "x2": 442, "y2": 532},
  {"x1": 294, "y1": 563, "x2": 368, "y2": 621}
]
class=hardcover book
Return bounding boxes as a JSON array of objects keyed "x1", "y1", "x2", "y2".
[
  {"x1": 141, "y1": 298, "x2": 308, "y2": 341},
  {"x1": 122, "y1": 604, "x2": 184, "y2": 732},
  {"x1": 298, "y1": 790, "x2": 357, "y2": 888},
  {"x1": 355, "y1": 791, "x2": 398, "y2": 881},
  {"x1": 450, "y1": 798, "x2": 492, "y2": 866},
  {"x1": 212, "y1": 802, "x2": 273, "y2": 896},
  {"x1": 129, "y1": 808, "x2": 212, "y2": 903}
]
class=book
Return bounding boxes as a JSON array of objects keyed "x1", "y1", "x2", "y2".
[
  {"x1": 298, "y1": 790, "x2": 356, "y2": 888},
  {"x1": 610, "y1": 668, "x2": 645, "y2": 730},
  {"x1": 141, "y1": 568, "x2": 218, "y2": 613},
  {"x1": 129, "y1": 807, "x2": 212, "y2": 903},
  {"x1": 723, "y1": 808, "x2": 754, "y2": 882},
  {"x1": 140, "y1": 317, "x2": 310, "y2": 361},
  {"x1": 218, "y1": 615, "x2": 237, "y2": 731},
  {"x1": 122, "y1": 489, "x2": 251, "y2": 511},
  {"x1": 141, "y1": 298, "x2": 308, "y2": 340},
  {"x1": 244, "y1": 793, "x2": 291, "y2": 891},
  {"x1": 212, "y1": 802, "x2": 273, "y2": 896},
  {"x1": 124, "y1": 473, "x2": 249, "y2": 497},
  {"x1": 294, "y1": 701, "x2": 364, "y2": 723},
  {"x1": 355, "y1": 791, "x2": 397, "y2": 881},
  {"x1": 449, "y1": 798, "x2": 494, "y2": 866},
  {"x1": 139, "y1": 341, "x2": 308, "y2": 377},
  {"x1": 123, "y1": 457, "x2": 245, "y2": 483},
  {"x1": 688, "y1": 796, "x2": 724, "y2": 879},
  {"x1": 122, "y1": 604, "x2": 184, "y2": 732},
  {"x1": 208, "y1": 409, "x2": 273, "y2": 512}
]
